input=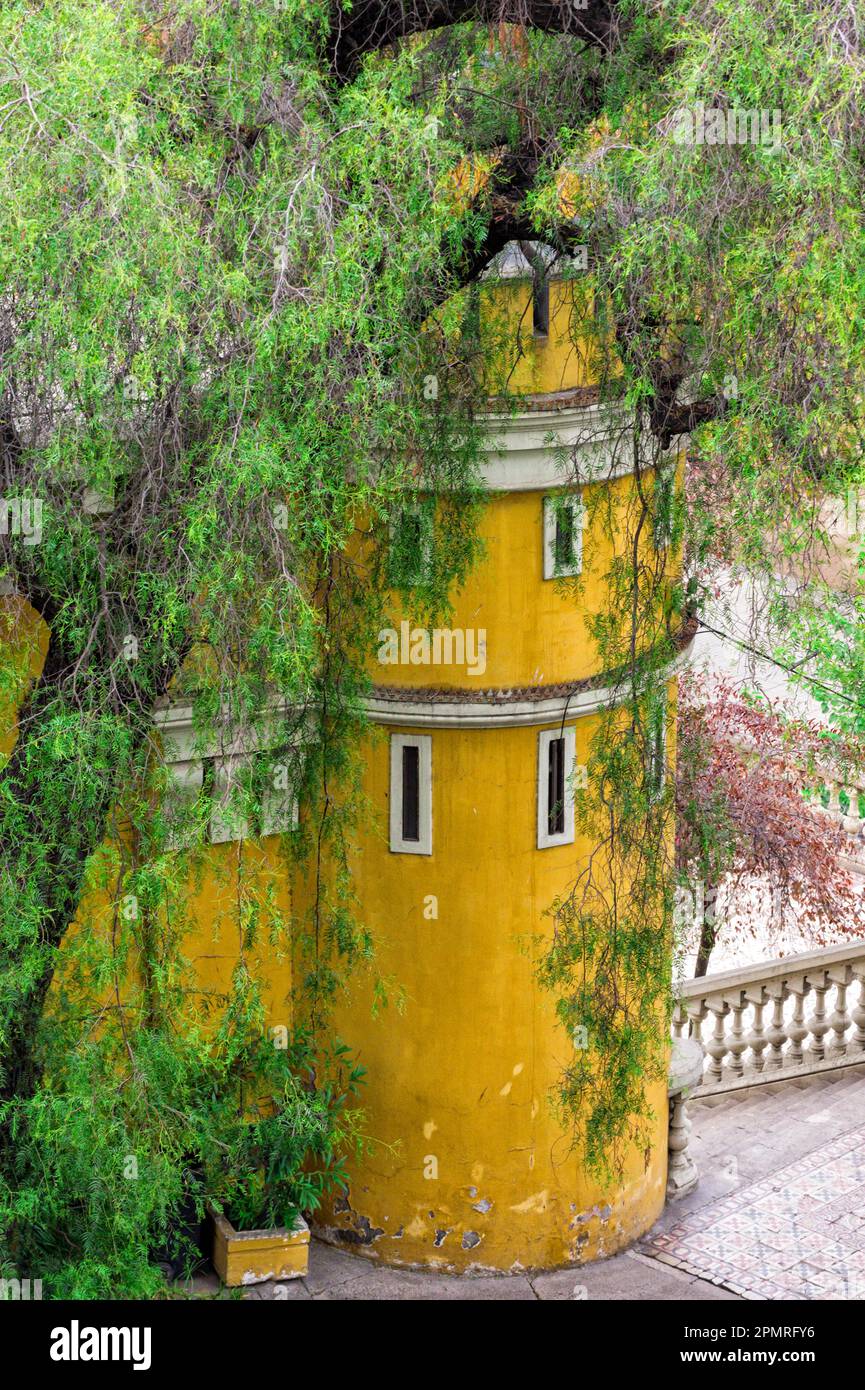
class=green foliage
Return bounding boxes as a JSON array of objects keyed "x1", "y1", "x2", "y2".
[
  {"x1": 777, "y1": 587, "x2": 865, "y2": 738},
  {"x1": 524, "y1": 0, "x2": 864, "y2": 1174},
  {"x1": 1, "y1": 0, "x2": 862, "y2": 1276},
  {"x1": 209, "y1": 1032, "x2": 366, "y2": 1234},
  {"x1": 0, "y1": 0, "x2": 484, "y2": 1295},
  {"x1": 1, "y1": 1000, "x2": 365, "y2": 1299}
]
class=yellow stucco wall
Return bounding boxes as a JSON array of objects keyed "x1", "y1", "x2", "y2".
[
  {"x1": 58, "y1": 836, "x2": 295, "y2": 1029},
  {"x1": 0, "y1": 595, "x2": 49, "y2": 762},
  {"x1": 478, "y1": 274, "x2": 602, "y2": 397},
  {"x1": 305, "y1": 270, "x2": 678, "y2": 1269},
  {"x1": 374, "y1": 472, "x2": 666, "y2": 690},
  {"x1": 0, "y1": 595, "x2": 294, "y2": 1034},
  {"x1": 304, "y1": 711, "x2": 670, "y2": 1270}
]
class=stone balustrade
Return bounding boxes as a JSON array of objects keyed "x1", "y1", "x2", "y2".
[
  {"x1": 673, "y1": 939, "x2": 865, "y2": 1097},
  {"x1": 803, "y1": 770, "x2": 865, "y2": 871}
]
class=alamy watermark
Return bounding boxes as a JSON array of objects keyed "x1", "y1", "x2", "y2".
[
  {"x1": 50, "y1": 1321, "x2": 151, "y2": 1371},
  {"x1": 670, "y1": 104, "x2": 783, "y2": 155},
  {"x1": 1, "y1": 1277, "x2": 42, "y2": 1300},
  {"x1": 0, "y1": 496, "x2": 42, "y2": 545},
  {"x1": 378, "y1": 620, "x2": 487, "y2": 677}
]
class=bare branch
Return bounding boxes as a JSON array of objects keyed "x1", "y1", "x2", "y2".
[{"x1": 327, "y1": 0, "x2": 619, "y2": 81}]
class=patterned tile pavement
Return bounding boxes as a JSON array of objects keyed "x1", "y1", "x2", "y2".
[{"x1": 642, "y1": 1123, "x2": 865, "y2": 1300}]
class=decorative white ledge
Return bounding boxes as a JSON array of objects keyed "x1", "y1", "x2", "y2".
[{"x1": 479, "y1": 401, "x2": 640, "y2": 493}]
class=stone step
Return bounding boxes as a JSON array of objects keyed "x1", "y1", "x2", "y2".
[
  {"x1": 791, "y1": 1076, "x2": 865, "y2": 1122},
  {"x1": 691, "y1": 1060, "x2": 865, "y2": 1110},
  {"x1": 690, "y1": 1070, "x2": 865, "y2": 1153},
  {"x1": 692, "y1": 1085, "x2": 864, "y2": 1144},
  {"x1": 693, "y1": 1084, "x2": 809, "y2": 1115}
]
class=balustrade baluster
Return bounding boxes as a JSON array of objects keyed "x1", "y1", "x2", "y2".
[
  {"x1": 806, "y1": 972, "x2": 832, "y2": 1063},
  {"x1": 786, "y1": 982, "x2": 810, "y2": 1068},
  {"x1": 851, "y1": 969, "x2": 865, "y2": 1055},
  {"x1": 687, "y1": 1000, "x2": 708, "y2": 1045},
  {"x1": 841, "y1": 783, "x2": 861, "y2": 834},
  {"x1": 671, "y1": 948, "x2": 865, "y2": 1097},
  {"x1": 765, "y1": 982, "x2": 788, "y2": 1070},
  {"x1": 726, "y1": 992, "x2": 748, "y2": 1078},
  {"x1": 745, "y1": 986, "x2": 768, "y2": 1073},
  {"x1": 827, "y1": 967, "x2": 853, "y2": 1060},
  {"x1": 705, "y1": 1000, "x2": 730, "y2": 1082}
]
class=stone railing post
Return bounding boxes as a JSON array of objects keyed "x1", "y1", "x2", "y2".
[
  {"x1": 805, "y1": 970, "x2": 832, "y2": 1063},
  {"x1": 745, "y1": 984, "x2": 768, "y2": 1074},
  {"x1": 764, "y1": 980, "x2": 789, "y2": 1070},
  {"x1": 726, "y1": 990, "x2": 749, "y2": 1078},
  {"x1": 852, "y1": 966, "x2": 865, "y2": 1054},
  {"x1": 704, "y1": 999, "x2": 730, "y2": 1082},
  {"x1": 786, "y1": 978, "x2": 810, "y2": 1068},
  {"x1": 666, "y1": 1037, "x2": 704, "y2": 1201}
]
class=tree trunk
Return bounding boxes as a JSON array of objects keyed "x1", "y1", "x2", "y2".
[{"x1": 693, "y1": 881, "x2": 720, "y2": 979}]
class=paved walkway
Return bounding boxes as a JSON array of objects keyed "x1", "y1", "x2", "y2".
[
  {"x1": 185, "y1": 1063, "x2": 865, "y2": 1301},
  {"x1": 235, "y1": 1241, "x2": 739, "y2": 1301},
  {"x1": 641, "y1": 1062, "x2": 865, "y2": 1300}
]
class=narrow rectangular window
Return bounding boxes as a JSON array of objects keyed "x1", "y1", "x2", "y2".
[
  {"x1": 208, "y1": 754, "x2": 251, "y2": 844},
  {"x1": 402, "y1": 743, "x2": 420, "y2": 842},
  {"x1": 554, "y1": 507, "x2": 575, "y2": 573},
  {"x1": 647, "y1": 703, "x2": 667, "y2": 800},
  {"x1": 388, "y1": 499, "x2": 434, "y2": 588},
  {"x1": 537, "y1": 727, "x2": 576, "y2": 848},
  {"x1": 547, "y1": 737, "x2": 565, "y2": 836},
  {"x1": 164, "y1": 758, "x2": 204, "y2": 852},
  {"x1": 260, "y1": 748, "x2": 301, "y2": 837},
  {"x1": 653, "y1": 465, "x2": 675, "y2": 549},
  {"x1": 543, "y1": 495, "x2": 583, "y2": 579},
  {"x1": 390, "y1": 734, "x2": 432, "y2": 854},
  {"x1": 532, "y1": 273, "x2": 550, "y2": 336},
  {"x1": 403, "y1": 512, "x2": 423, "y2": 559}
]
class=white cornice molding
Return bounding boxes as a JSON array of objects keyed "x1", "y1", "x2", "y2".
[
  {"x1": 152, "y1": 640, "x2": 695, "y2": 754},
  {"x1": 152, "y1": 701, "x2": 299, "y2": 764},
  {"x1": 479, "y1": 400, "x2": 641, "y2": 492},
  {"x1": 366, "y1": 640, "x2": 694, "y2": 730}
]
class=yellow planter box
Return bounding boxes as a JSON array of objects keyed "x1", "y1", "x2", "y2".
[{"x1": 209, "y1": 1206, "x2": 310, "y2": 1287}]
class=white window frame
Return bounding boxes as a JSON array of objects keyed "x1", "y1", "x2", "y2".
[
  {"x1": 390, "y1": 733, "x2": 432, "y2": 855},
  {"x1": 388, "y1": 498, "x2": 434, "y2": 588},
  {"x1": 164, "y1": 758, "x2": 204, "y2": 851},
  {"x1": 156, "y1": 707, "x2": 309, "y2": 848},
  {"x1": 652, "y1": 463, "x2": 676, "y2": 550},
  {"x1": 646, "y1": 702, "x2": 667, "y2": 801},
  {"x1": 260, "y1": 775, "x2": 300, "y2": 837},
  {"x1": 209, "y1": 754, "x2": 251, "y2": 845},
  {"x1": 537, "y1": 726, "x2": 577, "y2": 849},
  {"x1": 543, "y1": 493, "x2": 584, "y2": 580}
]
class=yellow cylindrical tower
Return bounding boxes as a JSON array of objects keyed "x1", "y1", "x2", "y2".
[{"x1": 312, "y1": 246, "x2": 687, "y2": 1271}]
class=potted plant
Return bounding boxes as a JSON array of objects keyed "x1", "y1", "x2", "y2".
[{"x1": 204, "y1": 1021, "x2": 366, "y2": 1287}]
